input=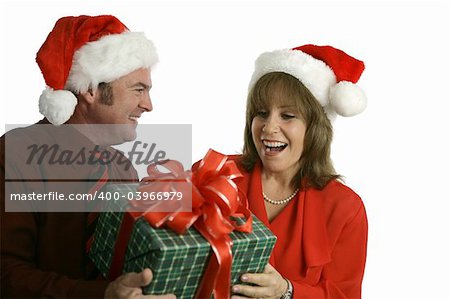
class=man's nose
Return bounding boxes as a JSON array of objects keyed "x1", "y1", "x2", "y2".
[{"x1": 139, "y1": 93, "x2": 153, "y2": 112}]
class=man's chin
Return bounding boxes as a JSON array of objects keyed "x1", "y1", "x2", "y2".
[
  {"x1": 107, "y1": 126, "x2": 137, "y2": 145},
  {"x1": 122, "y1": 132, "x2": 137, "y2": 142},
  {"x1": 116, "y1": 129, "x2": 137, "y2": 144}
]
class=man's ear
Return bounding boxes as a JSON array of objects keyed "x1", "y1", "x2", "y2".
[{"x1": 78, "y1": 88, "x2": 97, "y2": 105}]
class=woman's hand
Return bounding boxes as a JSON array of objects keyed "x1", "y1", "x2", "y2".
[{"x1": 231, "y1": 264, "x2": 288, "y2": 299}]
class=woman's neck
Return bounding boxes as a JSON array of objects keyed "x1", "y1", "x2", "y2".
[{"x1": 261, "y1": 167, "x2": 297, "y2": 197}]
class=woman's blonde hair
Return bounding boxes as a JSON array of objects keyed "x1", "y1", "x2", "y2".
[{"x1": 240, "y1": 72, "x2": 340, "y2": 189}]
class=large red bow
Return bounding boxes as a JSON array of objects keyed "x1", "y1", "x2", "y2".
[{"x1": 109, "y1": 149, "x2": 252, "y2": 299}]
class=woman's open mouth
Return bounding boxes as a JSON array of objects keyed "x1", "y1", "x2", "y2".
[{"x1": 262, "y1": 140, "x2": 288, "y2": 152}]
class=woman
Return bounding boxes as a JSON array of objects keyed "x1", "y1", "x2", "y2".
[{"x1": 231, "y1": 45, "x2": 368, "y2": 298}]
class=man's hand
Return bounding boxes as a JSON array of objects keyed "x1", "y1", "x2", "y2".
[{"x1": 104, "y1": 268, "x2": 176, "y2": 299}]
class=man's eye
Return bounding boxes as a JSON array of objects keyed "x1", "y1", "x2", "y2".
[{"x1": 135, "y1": 88, "x2": 145, "y2": 93}]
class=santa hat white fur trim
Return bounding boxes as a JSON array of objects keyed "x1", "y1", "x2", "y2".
[
  {"x1": 40, "y1": 31, "x2": 157, "y2": 125},
  {"x1": 39, "y1": 88, "x2": 77, "y2": 126},
  {"x1": 249, "y1": 49, "x2": 336, "y2": 108},
  {"x1": 249, "y1": 48, "x2": 367, "y2": 120},
  {"x1": 329, "y1": 81, "x2": 367, "y2": 117},
  {"x1": 65, "y1": 31, "x2": 158, "y2": 93}
]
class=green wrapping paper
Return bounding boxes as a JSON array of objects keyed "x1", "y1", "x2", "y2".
[{"x1": 89, "y1": 183, "x2": 277, "y2": 299}]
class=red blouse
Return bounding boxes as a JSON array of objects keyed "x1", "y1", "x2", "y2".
[{"x1": 234, "y1": 161, "x2": 368, "y2": 299}]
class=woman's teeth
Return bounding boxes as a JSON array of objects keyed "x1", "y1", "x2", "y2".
[{"x1": 263, "y1": 140, "x2": 288, "y2": 152}]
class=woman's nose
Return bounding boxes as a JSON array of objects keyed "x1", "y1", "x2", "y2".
[{"x1": 262, "y1": 114, "x2": 279, "y2": 134}]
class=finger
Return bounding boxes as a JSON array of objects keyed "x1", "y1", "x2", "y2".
[
  {"x1": 137, "y1": 294, "x2": 176, "y2": 299},
  {"x1": 264, "y1": 263, "x2": 276, "y2": 273},
  {"x1": 232, "y1": 283, "x2": 270, "y2": 298},
  {"x1": 121, "y1": 268, "x2": 154, "y2": 288},
  {"x1": 140, "y1": 268, "x2": 153, "y2": 286},
  {"x1": 240, "y1": 272, "x2": 271, "y2": 287}
]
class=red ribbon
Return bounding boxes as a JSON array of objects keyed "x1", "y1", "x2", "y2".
[{"x1": 109, "y1": 149, "x2": 252, "y2": 299}]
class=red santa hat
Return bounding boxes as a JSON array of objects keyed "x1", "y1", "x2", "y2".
[
  {"x1": 36, "y1": 15, "x2": 158, "y2": 125},
  {"x1": 248, "y1": 44, "x2": 367, "y2": 120}
]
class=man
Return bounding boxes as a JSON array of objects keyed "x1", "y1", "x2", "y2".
[{"x1": 1, "y1": 15, "x2": 175, "y2": 298}]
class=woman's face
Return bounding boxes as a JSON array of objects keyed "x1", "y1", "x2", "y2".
[{"x1": 251, "y1": 102, "x2": 306, "y2": 178}]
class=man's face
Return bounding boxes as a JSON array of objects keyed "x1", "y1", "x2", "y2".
[{"x1": 90, "y1": 68, "x2": 152, "y2": 144}]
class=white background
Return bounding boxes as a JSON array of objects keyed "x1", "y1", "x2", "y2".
[{"x1": 1, "y1": 1, "x2": 449, "y2": 298}]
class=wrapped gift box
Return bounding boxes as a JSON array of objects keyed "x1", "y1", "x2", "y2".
[{"x1": 89, "y1": 183, "x2": 277, "y2": 298}]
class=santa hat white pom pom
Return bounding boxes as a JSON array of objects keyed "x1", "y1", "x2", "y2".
[
  {"x1": 39, "y1": 88, "x2": 77, "y2": 125},
  {"x1": 329, "y1": 81, "x2": 367, "y2": 117}
]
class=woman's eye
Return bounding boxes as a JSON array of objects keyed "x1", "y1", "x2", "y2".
[
  {"x1": 282, "y1": 113, "x2": 295, "y2": 120},
  {"x1": 256, "y1": 110, "x2": 268, "y2": 118}
]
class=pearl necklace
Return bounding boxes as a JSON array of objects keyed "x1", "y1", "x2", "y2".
[{"x1": 263, "y1": 188, "x2": 299, "y2": 205}]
